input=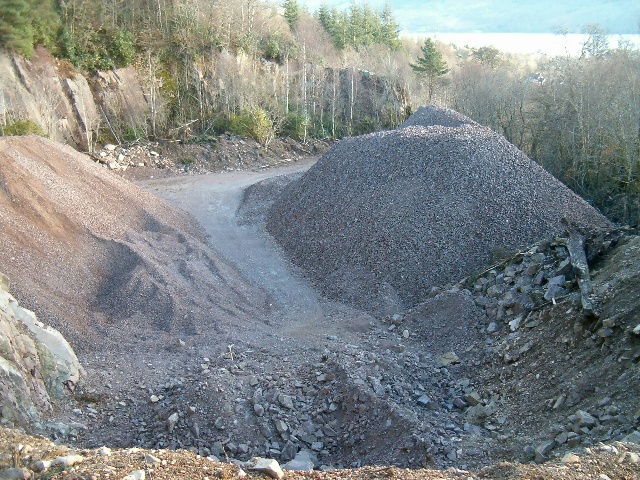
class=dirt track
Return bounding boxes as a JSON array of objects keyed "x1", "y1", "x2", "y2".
[
  {"x1": 141, "y1": 161, "x2": 323, "y2": 323},
  {"x1": 138, "y1": 161, "x2": 373, "y2": 340}
]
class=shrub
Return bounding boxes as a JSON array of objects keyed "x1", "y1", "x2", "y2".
[
  {"x1": 229, "y1": 107, "x2": 275, "y2": 147},
  {"x1": 122, "y1": 125, "x2": 146, "y2": 143},
  {"x1": 60, "y1": 27, "x2": 137, "y2": 72},
  {"x1": 282, "y1": 112, "x2": 308, "y2": 141},
  {"x1": 1, "y1": 120, "x2": 45, "y2": 136}
]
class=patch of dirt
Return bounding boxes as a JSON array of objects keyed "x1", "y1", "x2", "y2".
[{"x1": 1, "y1": 427, "x2": 640, "y2": 479}]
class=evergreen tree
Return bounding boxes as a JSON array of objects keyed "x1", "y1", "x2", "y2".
[
  {"x1": 317, "y1": 4, "x2": 330, "y2": 29},
  {"x1": 380, "y1": 3, "x2": 401, "y2": 49},
  {"x1": 316, "y1": 2, "x2": 400, "y2": 51},
  {"x1": 282, "y1": 0, "x2": 300, "y2": 30},
  {"x1": 471, "y1": 46, "x2": 501, "y2": 67},
  {"x1": 29, "y1": 0, "x2": 60, "y2": 50},
  {"x1": 411, "y1": 38, "x2": 449, "y2": 101},
  {"x1": 360, "y1": 4, "x2": 378, "y2": 46},
  {"x1": 0, "y1": 0, "x2": 35, "y2": 56}
]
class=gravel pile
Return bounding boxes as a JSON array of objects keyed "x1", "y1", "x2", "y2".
[
  {"x1": 400, "y1": 105, "x2": 478, "y2": 128},
  {"x1": 266, "y1": 107, "x2": 612, "y2": 314},
  {"x1": 0, "y1": 135, "x2": 266, "y2": 352}
]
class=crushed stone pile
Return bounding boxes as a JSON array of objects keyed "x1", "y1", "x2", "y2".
[
  {"x1": 0, "y1": 135, "x2": 267, "y2": 355},
  {"x1": 400, "y1": 105, "x2": 478, "y2": 128},
  {"x1": 267, "y1": 106, "x2": 612, "y2": 314}
]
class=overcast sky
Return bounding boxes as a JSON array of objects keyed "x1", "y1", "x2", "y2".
[{"x1": 299, "y1": 1, "x2": 640, "y2": 35}]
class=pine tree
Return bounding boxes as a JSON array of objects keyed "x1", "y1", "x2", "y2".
[
  {"x1": 380, "y1": 3, "x2": 401, "y2": 49},
  {"x1": 0, "y1": 0, "x2": 35, "y2": 56},
  {"x1": 282, "y1": 0, "x2": 300, "y2": 30},
  {"x1": 29, "y1": 0, "x2": 61, "y2": 50},
  {"x1": 348, "y1": 0, "x2": 364, "y2": 48},
  {"x1": 316, "y1": 2, "x2": 401, "y2": 51},
  {"x1": 411, "y1": 38, "x2": 449, "y2": 101}
]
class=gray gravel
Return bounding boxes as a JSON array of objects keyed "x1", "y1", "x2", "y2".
[
  {"x1": 266, "y1": 107, "x2": 613, "y2": 314},
  {"x1": 400, "y1": 105, "x2": 478, "y2": 128}
]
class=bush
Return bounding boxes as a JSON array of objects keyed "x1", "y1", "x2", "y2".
[
  {"x1": 281, "y1": 112, "x2": 308, "y2": 141},
  {"x1": 122, "y1": 125, "x2": 146, "y2": 143},
  {"x1": 60, "y1": 27, "x2": 137, "y2": 72},
  {"x1": 1, "y1": 120, "x2": 45, "y2": 136},
  {"x1": 228, "y1": 107, "x2": 275, "y2": 147},
  {"x1": 111, "y1": 29, "x2": 136, "y2": 67}
]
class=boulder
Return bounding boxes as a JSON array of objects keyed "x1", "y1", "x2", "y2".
[{"x1": 0, "y1": 279, "x2": 82, "y2": 428}]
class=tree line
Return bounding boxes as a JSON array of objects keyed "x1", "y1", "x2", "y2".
[
  {"x1": 0, "y1": 0, "x2": 411, "y2": 142},
  {"x1": 0, "y1": 0, "x2": 637, "y2": 227},
  {"x1": 439, "y1": 33, "x2": 640, "y2": 229}
]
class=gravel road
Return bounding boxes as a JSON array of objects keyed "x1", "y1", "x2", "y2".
[{"x1": 138, "y1": 160, "x2": 350, "y2": 331}]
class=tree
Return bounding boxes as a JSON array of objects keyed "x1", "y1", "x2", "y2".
[
  {"x1": 282, "y1": 0, "x2": 300, "y2": 30},
  {"x1": 0, "y1": 0, "x2": 35, "y2": 56},
  {"x1": 581, "y1": 24, "x2": 609, "y2": 58},
  {"x1": 379, "y1": 3, "x2": 401, "y2": 49},
  {"x1": 411, "y1": 38, "x2": 449, "y2": 101},
  {"x1": 471, "y1": 46, "x2": 501, "y2": 67}
]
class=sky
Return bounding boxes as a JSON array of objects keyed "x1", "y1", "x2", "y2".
[{"x1": 299, "y1": 0, "x2": 640, "y2": 35}]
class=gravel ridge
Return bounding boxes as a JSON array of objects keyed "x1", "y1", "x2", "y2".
[
  {"x1": 267, "y1": 106, "x2": 613, "y2": 314},
  {"x1": 400, "y1": 105, "x2": 479, "y2": 128}
]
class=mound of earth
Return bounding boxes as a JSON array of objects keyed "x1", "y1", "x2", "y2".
[
  {"x1": 0, "y1": 135, "x2": 267, "y2": 358},
  {"x1": 266, "y1": 107, "x2": 612, "y2": 314}
]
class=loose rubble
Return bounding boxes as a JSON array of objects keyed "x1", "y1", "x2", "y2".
[
  {"x1": 91, "y1": 135, "x2": 331, "y2": 179},
  {"x1": 1, "y1": 426, "x2": 639, "y2": 479}
]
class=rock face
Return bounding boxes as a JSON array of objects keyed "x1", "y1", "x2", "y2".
[
  {"x1": 0, "y1": 47, "x2": 155, "y2": 150},
  {"x1": 267, "y1": 106, "x2": 612, "y2": 314},
  {"x1": 0, "y1": 274, "x2": 82, "y2": 428}
]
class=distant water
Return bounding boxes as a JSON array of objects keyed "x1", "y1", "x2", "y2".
[{"x1": 409, "y1": 32, "x2": 640, "y2": 56}]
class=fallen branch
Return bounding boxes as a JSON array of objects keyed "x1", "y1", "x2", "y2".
[
  {"x1": 99, "y1": 105, "x2": 121, "y2": 145},
  {"x1": 561, "y1": 219, "x2": 598, "y2": 318}
]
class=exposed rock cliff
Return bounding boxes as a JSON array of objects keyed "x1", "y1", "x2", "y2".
[{"x1": 0, "y1": 47, "x2": 153, "y2": 151}]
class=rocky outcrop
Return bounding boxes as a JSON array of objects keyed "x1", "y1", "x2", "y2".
[
  {"x1": 0, "y1": 273, "x2": 83, "y2": 428},
  {"x1": 0, "y1": 47, "x2": 154, "y2": 151}
]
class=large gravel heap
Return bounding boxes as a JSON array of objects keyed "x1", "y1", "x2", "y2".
[
  {"x1": 266, "y1": 106, "x2": 612, "y2": 314},
  {"x1": 400, "y1": 105, "x2": 478, "y2": 128},
  {"x1": 0, "y1": 135, "x2": 267, "y2": 353}
]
